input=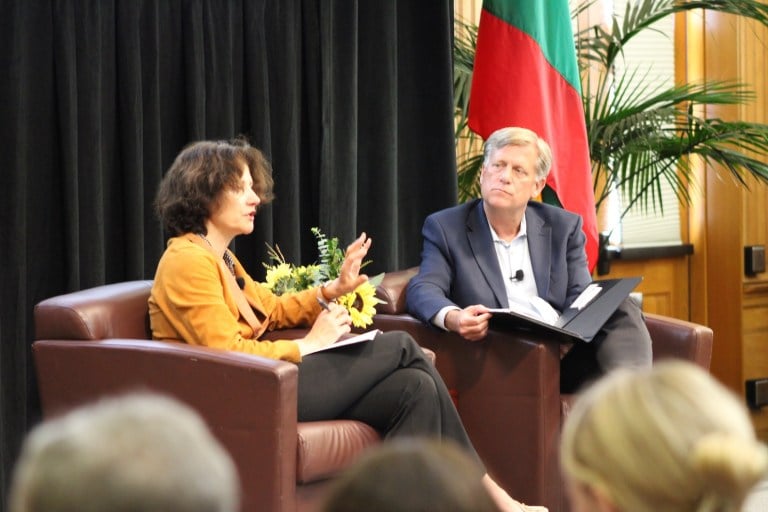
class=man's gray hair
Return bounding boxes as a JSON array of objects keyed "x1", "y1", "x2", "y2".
[
  {"x1": 10, "y1": 393, "x2": 239, "y2": 512},
  {"x1": 482, "y1": 127, "x2": 553, "y2": 180}
]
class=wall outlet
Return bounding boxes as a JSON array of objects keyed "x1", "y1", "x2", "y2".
[
  {"x1": 744, "y1": 245, "x2": 766, "y2": 276},
  {"x1": 746, "y1": 378, "x2": 768, "y2": 409}
]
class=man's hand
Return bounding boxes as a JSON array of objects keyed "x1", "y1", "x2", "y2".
[{"x1": 445, "y1": 305, "x2": 492, "y2": 341}]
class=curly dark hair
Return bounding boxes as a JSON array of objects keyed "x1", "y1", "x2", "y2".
[{"x1": 154, "y1": 139, "x2": 275, "y2": 236}]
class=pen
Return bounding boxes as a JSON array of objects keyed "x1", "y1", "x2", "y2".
[{"x1": 317, "y1": 296, "x2": 332, "y2": 311}]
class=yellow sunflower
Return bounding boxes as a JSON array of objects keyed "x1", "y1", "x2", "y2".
[
  {"x1": 337, "y1": 281, "x2": 385, "y2": 328},
  {"x1": 260, "y1": 230, "x2": 386, "y2": 326},
  {"x1": 263, "y1": 263, "x2": 293, "y2": 292}
]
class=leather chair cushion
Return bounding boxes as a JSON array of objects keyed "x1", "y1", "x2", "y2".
[
  {"x1": 375, "y1": 268, "x2": 418, "y2": 315},
  {"x1": 34, "y1": 280, "x2": 154, "y2": 340},
  {"x1": 296, "y1": 420, "x2": 380, "y2": 483}
]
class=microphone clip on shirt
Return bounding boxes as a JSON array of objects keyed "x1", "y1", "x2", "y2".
[{"x1": 509, "y1": 269, "x2": 524, "y2": 282}]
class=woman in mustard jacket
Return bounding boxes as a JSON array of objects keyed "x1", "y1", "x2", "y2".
[{"x1": 148, "y1": 139, "x2": 543, "y2": 512}]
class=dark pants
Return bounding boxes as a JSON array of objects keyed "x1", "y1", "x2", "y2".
[
  {"x1": 560, "y1": 297, "x2": 653, "y2": 393},
  {"x1": 297, "y1": 330, "x2": 482, "y2": 468}
]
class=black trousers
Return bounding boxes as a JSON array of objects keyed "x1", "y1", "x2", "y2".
[
  {"x1": 296, "y1": 330, "x2": 483, "y2": 469},
  {"x1": 560, "y1": 297, "x2": 653, "y2": 393}
]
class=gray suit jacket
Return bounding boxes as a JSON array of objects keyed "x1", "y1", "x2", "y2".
[{"x1": 406, "y1": 199, "x2": 592, "y2": 324}]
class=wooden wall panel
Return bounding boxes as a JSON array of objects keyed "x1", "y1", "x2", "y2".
[
  {"x1": 598, "y1": 258, "x2": 689, "y2": 319},
  {"x1": 740, "y1": 16, "x2": 768, "y2": 259},
  {"x1": 738, "y1": 15, "x2": 768, "y2": 439},
  {"x1": 743, "y1": 287, "x2": 768, "y2": 377},
  {"x1": 700, "y1": 11, "x2": 745, "y2": 393},
  {"x1": 698, "y1": 11, "x2": 768, "y2": 435},
  {"x1": 744, "y1": 284, "x2": 768, "y2": 439},
  {"x1": 682, "y1": 10, "x2": 709, "y2": 329}
]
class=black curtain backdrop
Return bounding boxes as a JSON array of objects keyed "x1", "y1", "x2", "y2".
[{"x1": 0, "y1": 0, "x2": 458, "y2": 502}]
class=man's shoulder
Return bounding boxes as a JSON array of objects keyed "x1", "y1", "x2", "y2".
[
  {"x1": 426, "y1": 199, "x2": 480, "y2": 223},
  {"x1": 527, "y1": 200, "x2": 581, "y2": 224}
]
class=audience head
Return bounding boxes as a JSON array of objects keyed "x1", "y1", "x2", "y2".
[
  {"x1": 154, "y1": 138, "x2": 274, "y2": 236},
  {"x1": 321, "y1": 438, "x2": 499, "y2": 512},
  {"x1": 482, "y1": 127, "x2": 553, "y2": 181},
  {"x1": 561, "y1": 361, "x2": 768, "y2": 512},
  {"x1": 9, "y1": 393, "x2": 239, "y2": 512}
]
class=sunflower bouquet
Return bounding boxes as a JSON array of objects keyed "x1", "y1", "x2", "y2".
[{"x1": 261, "y1": 228, "x2": 385, "y2": 328}]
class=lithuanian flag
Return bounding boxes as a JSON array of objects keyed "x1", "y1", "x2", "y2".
[{"x1": 468, "y1": 0, "x2": 598, "y2": 271}]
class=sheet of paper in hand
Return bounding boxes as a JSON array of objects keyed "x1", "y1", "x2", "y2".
[
  {"x1": 303, "y1": 329, "x2": 382, "y2": 356},
  {"x1": 488, "y1": 277, "x2": 642, "y2": 342}
]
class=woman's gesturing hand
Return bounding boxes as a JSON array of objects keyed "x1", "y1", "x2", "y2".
[{"x1": 323, "y1": 232, "x2": 372, "y2": 299}]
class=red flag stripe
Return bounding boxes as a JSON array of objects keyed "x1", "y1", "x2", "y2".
[{"x1": 468, "y1": 8, "x2": 598, "y2": 271}]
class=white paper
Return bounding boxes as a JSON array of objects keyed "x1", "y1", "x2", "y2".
[
  {"x1": 569, "y1": 284, "x2": 602, "y2": 310},
  {"x1": 488, "y1": 297, "x2": 561, "y2": 326},
  {"x1": 528, "y1": 296, "x2": 560, "y2": 325},
  {"x1": 303, "y1": 329, "x2": 381, "y2": 356},
  {"x1": 488, "y1": 303, "x2": 536, "y2": 318}
]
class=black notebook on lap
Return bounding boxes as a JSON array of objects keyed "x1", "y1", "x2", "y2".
[{"x1": 488, "y1": 277, "x2": 642, "y2": 343}]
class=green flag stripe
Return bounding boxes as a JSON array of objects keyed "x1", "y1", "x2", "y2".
[{"x1": 483, "y1": 0, "x2": 581, "y2": 93}]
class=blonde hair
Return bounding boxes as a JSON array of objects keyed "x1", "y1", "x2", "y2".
[{"x1": 561, "y1": 361, "x2": 768, "y2": 512}]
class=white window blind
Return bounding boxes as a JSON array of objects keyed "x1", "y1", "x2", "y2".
[{"x1": 612, "y1": 2, "x2": 682, "y2": 247}]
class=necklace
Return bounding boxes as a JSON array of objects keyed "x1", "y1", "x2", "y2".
[{"x1": 198, "y1": 233, "x2": 236, "y2": 276}]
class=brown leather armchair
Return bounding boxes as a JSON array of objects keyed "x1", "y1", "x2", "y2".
[
  {"x1": 32, "y1": 272, "x2": 713, "y2": 512},
  {"x1": 370, "y1": 268, "x2": 714, "y2": 512},
  {"x1": 32, "y1": 281, "x2": 380, "y2": 512}
]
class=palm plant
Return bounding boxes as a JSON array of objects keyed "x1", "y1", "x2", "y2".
[
  {"x1": 454, "y1": 18, "x2": 483, "y2": 200},
  {"x1": 455, "y1": 0, "x2": 768, "y2": 220}
]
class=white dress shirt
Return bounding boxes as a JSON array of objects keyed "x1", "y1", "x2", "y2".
[{"x1": 433, "y1": 215, "x2": 547, "y2": 329}]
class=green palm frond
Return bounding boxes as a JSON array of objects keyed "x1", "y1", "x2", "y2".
[
  {"x1": 454, "y1": 0, "x2": 768, "y2": 215},
  {"x1": 454, "y1": 17, "x2": 482, "y2": 202},
  {"x1": 457, "y1": 150, "x2": 483, "y2": 200},
  {"x1": 578, "y1": 0, "x2": 768, "y2": 71},
  {"x1": 454, "y1": 17, "x2": 477, "y2": 139},
  {"x1": 589, "y1": 71, "x2": 768, "y2": 214}
]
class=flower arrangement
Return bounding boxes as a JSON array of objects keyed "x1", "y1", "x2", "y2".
[{"x1": 262, "y1": 228, "x2": 385, "y2": 328}]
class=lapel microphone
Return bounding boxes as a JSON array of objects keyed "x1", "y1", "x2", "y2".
[{"x1": 509, "y1": 269, "x2": 524, "y2": 282}]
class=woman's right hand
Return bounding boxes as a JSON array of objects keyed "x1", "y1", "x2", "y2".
[{"x1": 298, "y1": 303, "x2": 352, "y2": 356}]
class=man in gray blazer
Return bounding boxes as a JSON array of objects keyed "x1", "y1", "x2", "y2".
[{"x1": 406, "y1": 127, "x2": 652, "y2": 392}]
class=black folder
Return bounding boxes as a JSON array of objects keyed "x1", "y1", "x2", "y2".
[{"x1": 489, "y1": 277, "x2": 642, "y2": 342}]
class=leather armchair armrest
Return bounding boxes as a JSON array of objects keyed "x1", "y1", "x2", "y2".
[
  {"x1": 371, "y1": 268, "x2": 563, "y2": 508},
  {"x1": 32, "y1": 338, "x2": 299, "y2": 512},
  {"x1": 369, "y1": 313, "x2": 562, "y2": 509},
  {"x1": 34, "y1": 280, "x2": 154, "y2": 340},
  {"x1": 644, "y1": 312, "x2": 713, "y2": 368}
]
